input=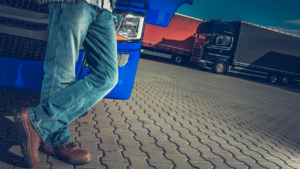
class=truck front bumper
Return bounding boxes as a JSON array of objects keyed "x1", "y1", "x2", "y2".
[
  {"x1": 0, "y1": 43, "x2": 141, "y2": 100},
  {"x1": 197, "y1": 60, "x2": 212, "y2": 69}
]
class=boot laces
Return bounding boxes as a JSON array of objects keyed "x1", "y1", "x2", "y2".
[{"x1": 65, "y1": 142, "x2": 77, "y2": 150}]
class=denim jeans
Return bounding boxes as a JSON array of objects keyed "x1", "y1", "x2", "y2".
[{"x1": 27, "y1": 0, "x2": 118, "y2": 147}]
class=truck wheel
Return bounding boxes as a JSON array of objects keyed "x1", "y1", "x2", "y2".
[
  {"x1": 172, "y1": 55, "x2": 184, "y2": 65},
  {"x1": 213, "y1": 61, "x2": 226, "y2": 74},
  {"x1": 279, "y1": 75, "x2": 290, "y2": 86},
  {"x1": 267, "y1": 73, "x2": 278, "y2": 84}
]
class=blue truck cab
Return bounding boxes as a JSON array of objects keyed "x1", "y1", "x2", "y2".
[{"x1": 0, "y1": 0, "x2": 193, "y2": 99}]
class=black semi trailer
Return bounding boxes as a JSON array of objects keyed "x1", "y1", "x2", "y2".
[{"x1": 191, "y1": 20, "x2": 300, "y2": 85}]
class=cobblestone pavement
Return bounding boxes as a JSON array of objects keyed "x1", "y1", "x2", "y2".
[{"x1": 1, "y1": 58, "x2": 300, "y2": 169}]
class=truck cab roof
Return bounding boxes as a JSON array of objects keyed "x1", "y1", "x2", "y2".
[{"x1": 196, "y1": 21, "x2": 233, "y2": 35}]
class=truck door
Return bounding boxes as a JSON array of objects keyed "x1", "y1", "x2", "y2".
[{"x1": 207, "y1": 34, "x2": 232, "y2": 61}]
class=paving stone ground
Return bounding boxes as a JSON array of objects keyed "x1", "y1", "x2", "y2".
[{"x1": 0, "y1": 58, "x2": 300, "y2": 169}]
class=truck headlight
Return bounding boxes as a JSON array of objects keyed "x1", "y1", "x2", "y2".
[
  {"x1": 113, "y1": 10, "x2": 146, "y2": 41},
  {"x1": 118, "y1": 54, "x2": 130, "y2": 67},
  {"x1": 84, "y1": 54, "x2": 131, "y2": 67}
]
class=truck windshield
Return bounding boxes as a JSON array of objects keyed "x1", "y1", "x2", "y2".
[{"x1": 195, "y1": 33, "x2": 211, "y2": 44}]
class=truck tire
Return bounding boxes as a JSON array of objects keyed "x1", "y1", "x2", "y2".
[
  {"x1": 279, "y1": 75, "x2": 290, "y2": 86},
  {"x1": 172, "y1": 55, "x2": 184, "y2": 65},
  {"x1": 213, "y1": 61, "x2": 226, "y2": 74},
  {"x1": 267, "y1": 73, "x2": 278, "y2": 84}
]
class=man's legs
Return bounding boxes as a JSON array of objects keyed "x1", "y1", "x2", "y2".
[
  {"x1": 33, "y1": 1, "x2": 94, "y2": 148},
  {"x1": 43, "y1": 1, "x2": 118, "y2": 148},
  {"x1": 13, "y1": 0, "x2": 118, "y2": 166},
  {"x1": 29, "y1": 0, "x2": 117, "y2": 146}
]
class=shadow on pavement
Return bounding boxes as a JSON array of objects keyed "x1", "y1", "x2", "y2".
[
  {"x1": 0, "y1": 89, "x2": 41, "y2": 168},
  {"x1": 0, "y1": 115, "x2": 27, "y2": 168},
  {"x1": 228, "y1": 73, "x2": 300, "y2": 94}
]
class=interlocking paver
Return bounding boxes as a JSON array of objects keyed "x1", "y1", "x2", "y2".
[
  {"x1": 2, "y1": 128, "x2": 18, "y2": 141},
  {"x1": 0, "y1": 156, "x2": 22, "y2": 169},
  {"x1": 202, "y1": 157, "x2": 232, "y2": 169},
  {"x1": 141, "y1": 149, "x2": 172, "y2": 164},
  {"x1": 97, "y1": 134, "x2": 119, "y2": 146},
  {"x1": 114, "y1": 124, "x2": 132, "y2": 134},
  {"x1": 47, "y1": 156, "x2": 74, "y2": 169},
  {"x1": 0, "y1": 124, "x2": 13, "y2": 138},
  {"x1": 266, "y1": 158, "x2": 296, "y2": 169},
  {"x1": 131, "y1": 129, "x2": 153, "y2": 140},
  {"x1": 118, "y1": 133, "x2": 137, "y2": 143},
  {"x1": 227, "y1": 164, "x2": 249, "y2": 169},
  {"x1": 235, "y1": 157, "x2": 266, "y2": 169},
  {"x1": 99, "y1": 146, "x2": 128, "y2": 162},
  {"x1": 119, "y1": 142, "x2": 146, "y2": 156},
  {"x1": 165, "y1": 155, "x2": 196, "y2": 169},
  {"x1": 125, "y1": 154, "x2": 154, "y2": 169},
  {"x1": 0, "y1": 141, "x2": 22, "y2": 157},
  {"x1": 148, "y1": 162, "x2": 174, "y2": 169},
  {"x1": 76, "y1": 138, "x2": 101, "y2": 153},
  {"x1": 138, "y1": 139, "x2": 162, "y2": 150},
  {"x1": 15, "y1": 152, "x2": 50, "y2": 168},
  {"x1": 101, "y1": 161, "x2": 129, "y2": 169},
  {"x1": 76, "y1": 127, "x2": 98, "y2": 139}
]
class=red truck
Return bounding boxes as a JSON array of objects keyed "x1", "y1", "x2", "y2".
[{"x1": 141, "y1": 13, "x2": 202, "y2": 64}]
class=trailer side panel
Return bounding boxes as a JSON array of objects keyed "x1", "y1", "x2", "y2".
[
  {"x1": 235, "y1": 23, "x2": 300, "y2": 74},
  {"x1": 143, "y1": 14, "x2": 202, "y2": 53}
]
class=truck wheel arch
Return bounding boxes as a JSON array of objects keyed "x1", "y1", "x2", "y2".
[
  {"x1": 279, "y1": 75, "x2": 291, "y2": 86},
  {"x1": 213, "y1": 60, "x2": 228, "y2": 74},
  {"x1": 267, "y1": 73, "x2": 278, "y2": 84},
  {"x1": 172, "y1": 54, "x2": 185, "y2": 65}
]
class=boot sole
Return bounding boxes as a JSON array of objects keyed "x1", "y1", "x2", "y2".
[
  {"x1": 41, "y1": 147, "x2": 91, "y2": 165},
  {"x1": 58, "y1": 155, "x2": 92, "y2": 165},
  {"x1": 13, "y1": 108, "x2": 33, "y2": 167}
]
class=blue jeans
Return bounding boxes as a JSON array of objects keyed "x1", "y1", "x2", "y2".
[{"x1": 27, "y1": 0, "x2": 118, "y2": 147}]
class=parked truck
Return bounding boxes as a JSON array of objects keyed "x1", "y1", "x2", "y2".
[
  {"x1": 190, "y1": 19, "x2": 300, "y2": 85},
  {"x1": 0, "y1": 0, "x2": 193, "y2": 99},
  {"x1": 141, "y1": 13, "x2": 202, "y2": 64}
]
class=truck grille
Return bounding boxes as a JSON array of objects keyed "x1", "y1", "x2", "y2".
[
  {"x1": 0, "y1": 0, "x2": 49, "y2": 13},
  {"x1": 0, "y1": 16, "x2": 48, "y2": 31},
  {"x1": 191, "y1": 43, "x2": 203, "y2": 62},
  {"x1": 0, "y1": 33, "x2": 47, "y2": 60}
]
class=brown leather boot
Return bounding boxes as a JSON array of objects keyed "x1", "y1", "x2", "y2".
[
  {"x1": 42, "y1": 142, "x2": 91, "y2": 164},
  {"x1": 13, "y1": 108, "x2": 41, "y2": 167}
]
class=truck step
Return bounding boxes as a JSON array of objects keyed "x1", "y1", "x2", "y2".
[
  {"x1": 229, "y1": 69, "x2": 267, "y2": 79},
  {"x1": 232, "y1": 66, "x2": 268, "y2": 75},
  {"x1": 191, "y1": 59, "x2": 200, "y2": 62},
  {"x1": 192, "y1": 49, "x2": 202, "y2": 52}
]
